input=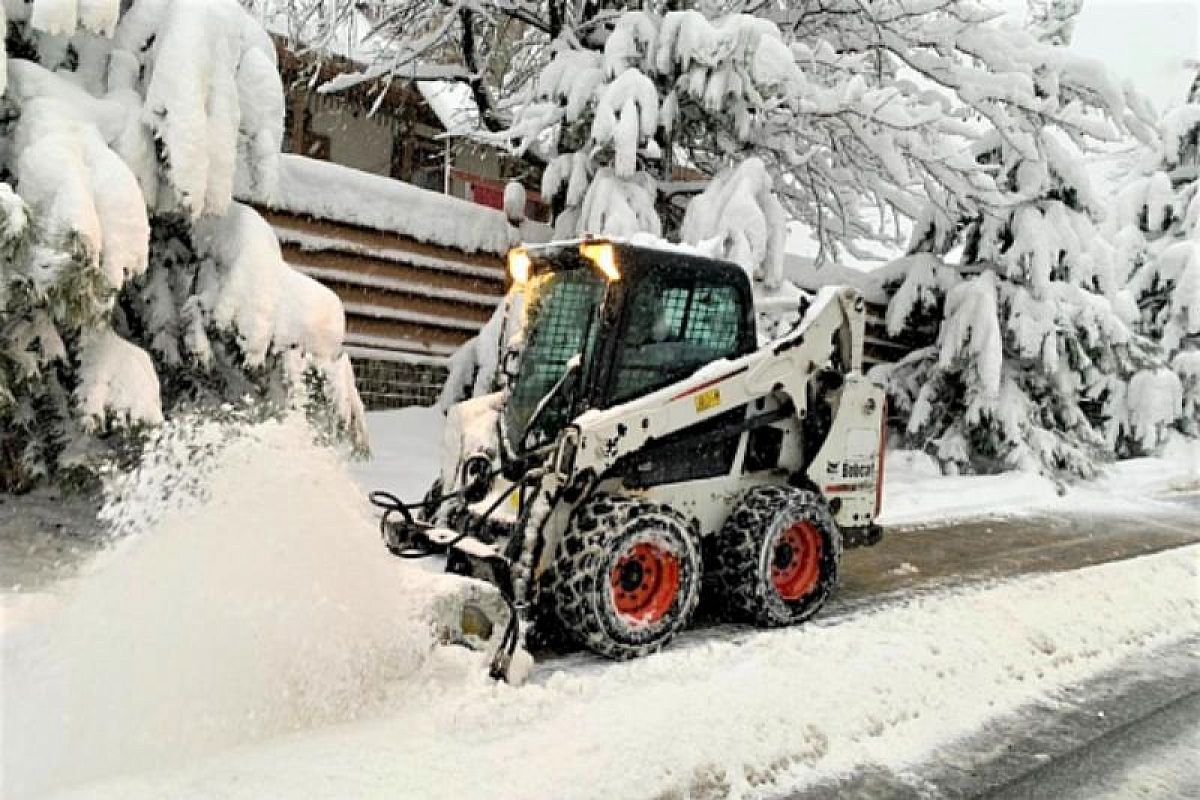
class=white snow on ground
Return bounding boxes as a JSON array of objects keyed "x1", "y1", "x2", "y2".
[
  {"x1": 352, "y1": 406, "x2": 448, "y2": 499},
  {"x1": 2, "y1": 408, "x2": 1196, "y2": 799},
  {"x1": 880, "y1": 437, "x2": 1200, "y2": 527},
  {"x1": 39, "y1": 540, "x2": 1200, "y2": 800}
]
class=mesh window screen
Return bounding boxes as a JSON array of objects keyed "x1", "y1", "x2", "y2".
[
  {"x1": 506, "y1": 270, "x2": 605, "y2": 449},
  {"x1": 684, "y1": 286, "x2": 741, "y2": 352},
  {"x1": 612, "y1": 276, "x2": 746, "y2": 404}
]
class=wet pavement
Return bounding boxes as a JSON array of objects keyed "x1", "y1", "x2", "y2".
[
  {"x1": 0, "y1": 490, "x2": 103, "y2": 591},
  {"x1": 837, "y1": 493, "x2": 1200, "y2": 609}
]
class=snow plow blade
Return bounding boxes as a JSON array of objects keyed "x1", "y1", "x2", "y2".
[{"x1": 425, "y1": 574, "x2": 512, "y2": 650}]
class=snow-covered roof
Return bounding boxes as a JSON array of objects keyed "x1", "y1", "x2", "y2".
[
  {"x1": 416, "y1": 81, "x2": 480, "y2": 135},
  {"x1": 265, "y1": 155, "x2": 517, "y2": 255}
]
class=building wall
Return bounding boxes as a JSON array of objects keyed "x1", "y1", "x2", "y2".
[
  {"x1": 307, "y1": 99, "x2": 396, "y2": 176},
  {"x1": 250, "y1": 171, "x2": 512, "y2": 410}
]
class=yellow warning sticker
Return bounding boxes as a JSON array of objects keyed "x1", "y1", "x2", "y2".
[{"x1": 694, "y1": 387, "x2": 721, "y2": 413}]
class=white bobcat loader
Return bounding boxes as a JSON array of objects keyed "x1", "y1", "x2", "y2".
[{"x1": 370, "y1": 239, "x2": 886, "y2": 679}]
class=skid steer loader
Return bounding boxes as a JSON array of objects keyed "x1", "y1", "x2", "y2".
[{"x1": 371, "y1": 239, "x2": 886, "y2": 679}]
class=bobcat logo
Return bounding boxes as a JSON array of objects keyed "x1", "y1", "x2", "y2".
[
  {"x1": 842, "y1": 462, "x2": 876, "y2": 479},
  {"x1": 826, "y1": 461, "x2": 840, "y2": 477}
]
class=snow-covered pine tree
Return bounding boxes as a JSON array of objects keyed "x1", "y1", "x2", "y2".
[
  {"x1": 1026, "y1": 0, "x2": 1085, "y2": 47},
  {"x1": 1112, "y1": 73, "x2": 1200, "y2": 438},
  {"x1": 884, "y1": 127, "x2": 1161, "y2": 477},
  {"x1": 0, "y1": 0, "x2": 365, "y2": 491},
  {"x1": 293, "y1": 2, "x2": 1158, "y2": 476}
]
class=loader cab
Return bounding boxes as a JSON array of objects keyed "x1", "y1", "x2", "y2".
[{"x1": 503, "y1": 240, "x2": 756, "y2": 455}]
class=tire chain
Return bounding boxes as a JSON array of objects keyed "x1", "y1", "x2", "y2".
[
  {"x1": 704, "y1": 484, "x2": 842, "y2": 627},
  {"x1": 544, "y1": 493, "x2": 702, "y2": 660}
]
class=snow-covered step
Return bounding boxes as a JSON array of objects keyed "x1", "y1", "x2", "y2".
[
  {"x1": 272, "y1": 224, "x2": 508, "y2": 288},
  {"x1": 291, "y1": 264, "x2": 501, "y2": 307},
  {"x1": 344, "y1": 313, "x2": 474, "y2": 356}
]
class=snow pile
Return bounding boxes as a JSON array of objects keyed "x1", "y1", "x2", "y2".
[
  {"x1": 7, "y1": 61, "x2": 151, "y2": 290},
  {"x1": 49, "y1": 543, "x2": 1200, "y2": 799},
  {"x1": 264, "y1": 155, "x2": 517, "y2": 255},
  {"x1": 112, "y1": 0, "x2": 285, "y2": 213},
  {"x1": 1124, "y1": 368, "x2": 1184, "y2": 452},
  {"x1": 783, "y1": 253, "x2": 888, "y2": 303},
  {"x1": 880, "y1": 435, "x2": 1200, "y2": 526},
  {"x1": 681, "y1": 158, "x2": 787, "y2": 291},
  {"x1": 680, "y1": 158, "x2": 812, "y2": 341},
  {"x1": 416, "y1": 81, "x2": 480, "y2": 135},
  {"x1": 0, "y1": 415, "x2": 479, "y2": 798},
  {"x1": 522, "y1": 11, "x2": 804, "y2": 241},
  {"x1": 195, "y1": 203, "x2": 346, "y2": 365},
  {"x1": 74, "y1": 330, "x2": 164, "y2": 430}
]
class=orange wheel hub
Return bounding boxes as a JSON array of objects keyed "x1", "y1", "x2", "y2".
[
  {"x1": 610, "y1": 542, "x2": 680, "y2": 623},
  {"x1": 772, "y1": 521, "x2": 822, "y2": 600}
]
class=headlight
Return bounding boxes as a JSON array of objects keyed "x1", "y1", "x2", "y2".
[
  {"x1": 508, "y1": 248, "x2": 531, "y2": 284},
  {"x1": 579, "y1": 242, "x2": 620, "y2": 281}
]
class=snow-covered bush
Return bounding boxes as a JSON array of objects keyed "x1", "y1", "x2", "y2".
[{"x1": 0, "y1": 0, "x2": 365, "y2": 491}]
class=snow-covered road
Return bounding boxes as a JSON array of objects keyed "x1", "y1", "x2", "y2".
[
  {"x1": 2, "y1": 410, "x2": 1197, "y2": 799},
  {"x1": 39, "y1": 545, "x2": 1200, "y2": 800}
]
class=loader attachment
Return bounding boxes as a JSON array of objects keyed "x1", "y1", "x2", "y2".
[{"x1": 369, "y1": 491, "x2": 528, "y2": 681}]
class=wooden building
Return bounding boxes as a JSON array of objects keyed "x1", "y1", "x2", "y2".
[
  {"x1": 250, "y1": 154, "x2": 533, "y2": 408},
  {"x1": 246, "y1": 37, "x2": 551, "y2": 408}
]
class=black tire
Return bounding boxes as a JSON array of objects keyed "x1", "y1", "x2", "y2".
[
  {"x1": 706, "y1": 485, "x2": 841, "y2": 627},
  {"x1": 548, "y1": 493, "x2": 702, "y2": 660}
]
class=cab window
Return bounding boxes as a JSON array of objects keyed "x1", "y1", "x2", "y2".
[{"x1": 609, "y1": 273, "x2": 747, "y2": 405}]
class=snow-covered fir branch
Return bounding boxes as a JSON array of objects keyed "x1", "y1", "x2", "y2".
[{"x1": 1, "y1": 0, "x2": 366, "y2": 490}]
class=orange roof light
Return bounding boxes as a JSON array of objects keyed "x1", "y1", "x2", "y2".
[
  {"x1": 507, "y1": 248, "x2": 532, "y2": 285},
  {"x1": 580, "y1": 242, "x2": 620, "y2": 281}
]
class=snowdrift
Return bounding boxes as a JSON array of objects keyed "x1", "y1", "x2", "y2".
[{"x1": 0, "y1": 416, "x2": 486, "y2": 798}]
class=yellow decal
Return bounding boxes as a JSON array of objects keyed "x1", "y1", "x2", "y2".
[
  {"x1": 694, "y1": 387, "x2": 721, "y2": 413},
  {"x1": 508, "y1": 491, "x2": 521, "y2": 510}
]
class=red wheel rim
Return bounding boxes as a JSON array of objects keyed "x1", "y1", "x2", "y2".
[
  {"x1": 609, "y1": 542, "x2": 681, "y2": 623},
  {"x1": 771, "y1": 522, "x2": 823, "y2": 600}
]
